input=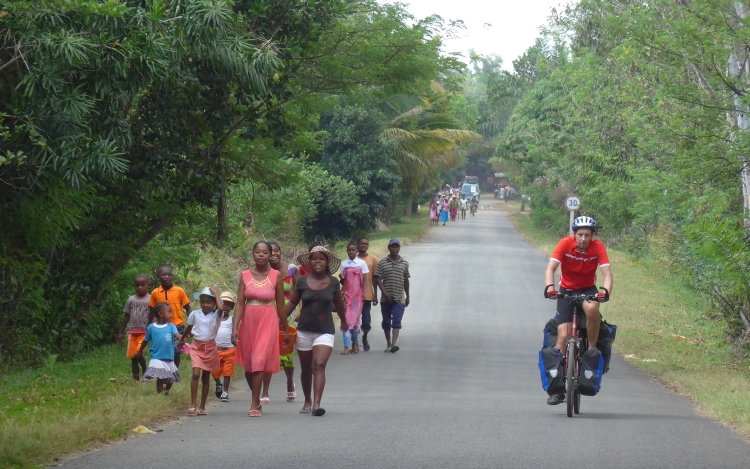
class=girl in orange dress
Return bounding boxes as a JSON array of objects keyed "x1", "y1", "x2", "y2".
[{"x1": 232, "y1": 241, "x2": 289, "y2": 417}]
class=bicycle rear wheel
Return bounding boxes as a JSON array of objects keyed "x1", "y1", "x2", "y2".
[
  {"x1": 573, "y1": 388, "x2": 580, "y2": 414},
  {"x1": 566, "y1": 344, "x2": 576, "y2": 418}
]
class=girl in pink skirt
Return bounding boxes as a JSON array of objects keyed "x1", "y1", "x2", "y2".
[{"x1": 182, "y1": 285, "x2": 223, "y2": 416}]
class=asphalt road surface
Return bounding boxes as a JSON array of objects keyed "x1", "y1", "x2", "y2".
[{"x1": 63, "y1": 199, "x2": 750, "y2": 469}]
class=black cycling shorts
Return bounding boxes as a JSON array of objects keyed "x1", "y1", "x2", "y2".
[{"x1": 556, "y1": 286, "x2": 598, "y2": 324}]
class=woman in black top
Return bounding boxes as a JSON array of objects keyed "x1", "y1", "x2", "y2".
[{"x1": 285, "y1": 247, "x2": 348, "y2": 416}]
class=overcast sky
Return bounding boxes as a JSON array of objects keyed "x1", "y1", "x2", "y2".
[{"x1": 396, "y1": 0, "x2": 567, "y2": 70}]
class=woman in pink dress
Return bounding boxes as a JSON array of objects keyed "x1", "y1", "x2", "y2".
[
  {"x1": 429, "y1": 198, "x2": 438, "y2": 226},
  {"x1": 232, "y1": 241, "x2": 289, "y2": 417}
]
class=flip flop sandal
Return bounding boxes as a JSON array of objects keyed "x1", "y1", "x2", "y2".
[
  {"x1": 186, "y1": 407, "x2": 197, "y2": 416},
  {"x1": 363, "y1": 339, "x2": 370, "y2": 352},
  {"x1": 248, "y1": 409, "x2": 261, "y2": 417},
  {"x1": 197, "y1": 409, "x2": 207, "y2": 416},
  {"x1": 312, "y1": 408, "x2": 326, "y2": 417},
  {"x1": 260, "y1": 397, "x2": 270, "y2": 404},
  {"x1": 299, "y1": 407, "x2": 312, "y2": 414},
  {"x1": 384, "y1": 347, "x2": 391, "y2": 353},
  {"x1": 340, "y1": 349, "x2": 350, "y2": 355},
  {"x1": 287, "y1": 384, "x2": 296, "y2": 402},
  {"x1": 390, "y1": 345, "x2": 400, "y2": 353}
]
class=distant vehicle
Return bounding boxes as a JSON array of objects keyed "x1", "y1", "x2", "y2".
[
  {"x1": 464, "y1": 176, "x2": 479, "y2": 185},
  {"x1": 461, "y1": 183, "x2": 481, "y2": 201}
]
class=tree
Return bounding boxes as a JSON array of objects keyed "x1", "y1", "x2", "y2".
[
  {"x1": 382, "y1": 81, "x2": 482, "y2": 198},
  {"x1": 316, "y1": 105, "x2": 399, "y2": 232},
  {"x1": 0, "y1": 0, "x2": 343, "y2": 362}
]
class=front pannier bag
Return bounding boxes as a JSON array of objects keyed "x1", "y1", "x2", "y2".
[{"x1": 578, "y1": 348, "x2": 605, "y2": 396}]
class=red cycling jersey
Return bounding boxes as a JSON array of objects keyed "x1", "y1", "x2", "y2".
[{"x1": 551, "y1": 237, "x2": 610, "y2": 291}]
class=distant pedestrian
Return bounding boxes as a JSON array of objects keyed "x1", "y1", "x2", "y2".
[
  {"x1": 339, "y1": 243, "x2": 368, "y2": 355},
  {"x1": 498, "y1": 186, "x2": 506, "y2": 201},
  {"x1": 117, "y1": 273, "x2": 151, "y2": 381},
  {"x1": 449, "y1": 196, "x2": 458, "y2": 221},
  {"x1": 135, "y1": 302, "x2": 183, "y2": 394},
  {"x1": 183, "y1": 286, "x2": 223, "y2": 416},
  {"x1": 459, "y1": 195, "x2": 468, "y2": 220},
  {"x1": 504, "y1": 186, "x2": 510, "y2": 203},
  {"x1": 233, "y1": 241, "x2": 289, "y2": 417},
  {"x1": 211, "y1": 292, "x2": 236, "y2": 402},
  {"x1": 148, "y1": 266, "x2": 191, "y2": 380},
  {"x1": 373, "y1": 239, "x2": 410, "y2": 353},
  {"x1": 430, "y1": 198, "x2": 438, "y2": 226},
  {"x1": 286, "y1": 246, "x2": 348, "y2": 416},
  {"x1": 440, "y1": 198, "x2": 450, "y2": 226},
  {"x1": 356, "y1": 237, "x2": 379, "y2": 351}
]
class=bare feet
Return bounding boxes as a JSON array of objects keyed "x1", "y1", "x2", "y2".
[
  {"x1": 341, "y1": 348, "x2": 350, "y2": 355},
  {"x1": 351, "y1": 343, "x2": 359, "y2": 354}
]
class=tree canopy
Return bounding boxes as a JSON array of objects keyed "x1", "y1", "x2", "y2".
[{"x1": 0, "y1": 0, "x2": 477, "y2": 367}]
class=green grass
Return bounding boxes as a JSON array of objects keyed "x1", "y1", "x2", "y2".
[
  {"x1": 0, "y1": 345, "x2": 197, "y2": 468},
  {"x1": 0, "y1": 211, "x2": 431, "y2": 468},
  {"x1": 352, "y1": 210, "x2": 430, "y2": 259},
  {"x1": 513, "y1": 213, "x2": 750, "y2": 437}
]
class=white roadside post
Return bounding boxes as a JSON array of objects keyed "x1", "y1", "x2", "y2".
[{"x1": 566, "y1": 196, "x2": 581, "y2": 236}]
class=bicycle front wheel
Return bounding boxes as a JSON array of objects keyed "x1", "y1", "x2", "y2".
[
  {"x1": 566, "y1": 344, "x2": 576, "y2": 418},
  {"x1": 573, "y1": 388, "x2": 580, "y2": 414}
]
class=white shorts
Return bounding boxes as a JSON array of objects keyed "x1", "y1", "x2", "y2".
[{"x1": 296, "y1": 330, "x2": 335, "y2": 351}]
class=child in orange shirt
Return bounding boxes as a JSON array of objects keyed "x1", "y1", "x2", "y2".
[
  {"x1": 117, "y1": 274, "x2": 151, "y2": 381},
  {"x1": 148, "y1": 265, "x2": 191, "y2": 369}
]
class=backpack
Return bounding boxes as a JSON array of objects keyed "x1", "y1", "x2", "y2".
[
  {"x1": 578, "y1": 348, "x2": 605, "y2": 396},
  {"x1": 538, "y1": 347, "x2": 565, "y2": 395},
  {"x1": 542, "y1": 317, "x2": 559, "y2": 348},
  {"x1": 596, "y1": 321, "x2": 617, "y2": 373}
]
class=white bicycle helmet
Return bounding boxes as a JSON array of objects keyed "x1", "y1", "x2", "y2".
[{"x1": 572, "y1": 216, "x2": 597, "y2": 232}]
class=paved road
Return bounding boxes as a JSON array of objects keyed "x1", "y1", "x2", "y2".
[{"x1": 64, "y1": 200, "x2": 750, "y2": 468}]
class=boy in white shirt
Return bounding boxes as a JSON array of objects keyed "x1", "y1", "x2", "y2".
[{"x1": 211, "y1": 292, "x2": 236, "y2": 402}]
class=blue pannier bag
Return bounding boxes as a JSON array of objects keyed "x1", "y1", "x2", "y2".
[
  {"x1": 596, "y1": 321, "x2": 617, "y2": 373},
  {"x1": 578, "y1": 348, "x2": 604, "y2": 396},
  {"x1": 538, "y1": 347, "x2": 565, "y2": 395}
]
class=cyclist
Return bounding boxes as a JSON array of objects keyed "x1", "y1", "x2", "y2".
[{"x1": 543, "y1": 216, "x2": 612, "y2": 405}]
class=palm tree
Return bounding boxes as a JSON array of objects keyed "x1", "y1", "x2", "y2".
[{"x1": 382, "y1": 81, "x2": 483, "y2": 198}]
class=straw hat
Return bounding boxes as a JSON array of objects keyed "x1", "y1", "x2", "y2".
[
  {"x1": 296, "y1": 245, "x2": 341, "y2": 274},
  {"x1": 220, "y1": 291, "x2": 236, "y2": 304}
]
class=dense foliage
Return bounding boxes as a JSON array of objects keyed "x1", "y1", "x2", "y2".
[
  {"x1": 0, "y1": 0, "x2": 474, "y2": 369},
  {"x1": 487, "y1": 0, "x2": 750, "y2": 341}
]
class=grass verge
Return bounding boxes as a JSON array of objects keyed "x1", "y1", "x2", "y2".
[
  {"x1": 352, "y1": 210, "x2": 430, "y2": 259},
  {"x1": 512, "y1": 213, "x2": 750, "y2": 438},
  {"x1": 0, "y1": 345, "x2": 195, "y2": 469},
  {"x1": 0, "y1": 211, "x2": 431, "y2": 469}
]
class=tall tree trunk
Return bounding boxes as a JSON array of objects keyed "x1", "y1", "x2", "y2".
[
  {"x1": 730, "y1": 2, "x2": 750, "y2": 222},
  {"x1": 217, "y1": 186, "x2": 227, "y2": 245}
]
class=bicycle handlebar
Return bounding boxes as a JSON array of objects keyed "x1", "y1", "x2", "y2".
[
  {"x1": 544, "y1": 284, "x2": 607, "y2": 301},
  {"x1": 555, "y1": 291, "x2": 599, "y2": 301}
]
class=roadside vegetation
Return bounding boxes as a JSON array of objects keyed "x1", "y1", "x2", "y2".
[
  {"x1": 478, "y1": 0, "x2": 750, "y2": 349},
  {"x1": 513, "y1": 213, "x2": 750, "y2": 438},
  {"x1": 0, "y1": 0, "x2": 476, "y2": 372}
]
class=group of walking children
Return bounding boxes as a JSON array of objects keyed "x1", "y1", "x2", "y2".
[
  {"x1": 119, "y1": 238, "x2": 384, "y2": 418},
  {"x1": 119, "y1": 267, "x2": 239, "y2": 415}
]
